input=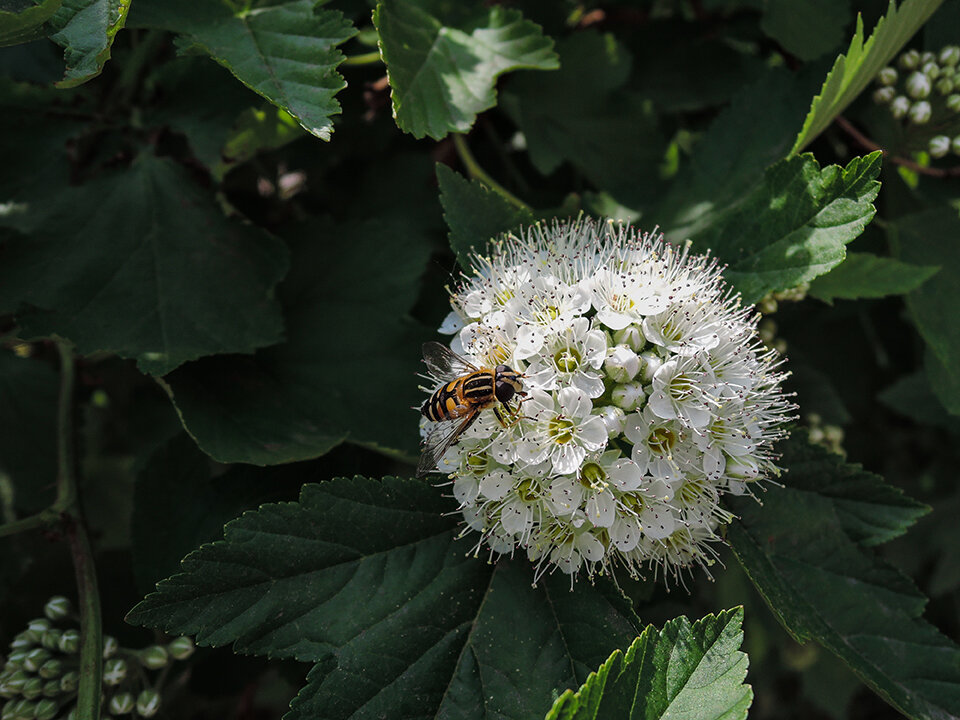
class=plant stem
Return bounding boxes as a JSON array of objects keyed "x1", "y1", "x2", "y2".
[
  {"x1": 0, "y1": 507, "x2": 59, "y2": 538},
  {"x1": 452, "y1": 133, "x2": 532, "y2": 212},
  {"x1": 54, "y1": 340, "x2": 102, "y2": 720},
  {"x1": 342, "y1": 51, "x2": 383, "y2": 66},
  {"x1": 834, "y1": 115, "x2": 960, "y2": 178}
]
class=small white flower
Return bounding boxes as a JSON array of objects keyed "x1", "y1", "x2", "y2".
[{"x1": 421, "y1": 219, "x2": 794, "y2": 586}]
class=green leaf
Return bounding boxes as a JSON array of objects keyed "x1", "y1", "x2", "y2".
[
  {"x1": 878, "y1": 372, "x2": 960, "y2": 430},
  {"x1": 654, "y1": 65, "x2": 827, "y2": 241},
  {"x1": 500, "y1": 31, "x2": 664, "y2": 204},
  {"x1": 790, "y1": 0, "x2": 945, "y2": 154},
  {"x1": 0, "y1": 154, "x2": 289, "y2": 376},
  {"x1": 726, "y1": 436, "x2": 960, "y2": 720},
  {"x1": 760, "y1": 0, "x2": 851, "y2": 61},
  {"x1": 374, "y1": 0, "x2": 558, "y2": 140},
  {"x1": 686, "y1": 151, "x2": 882, "y2": 304},
  {"x1": 128, "y1": 478, "x2": 640, "y2": 719},
  {"x1": 48, "y1": 0, "x2": 131, "y2": 87},
  {"x1": 218, "y1": 105, "x2": 305, "y2": 177},
  {"x1": 437, "y1": 163, "x2": 535, "y2": 265},
  {"x1": 162, "y1": 215, "x2": 433, "y2": 464},
  {"x1": 0, "y1": 0, "x2": 60, "y2": 47},
  {"x1": 896, "y1": 208, "x2": 960, "y2": 415},
  {"x1": 808, "y1": 252, "x2": 939, "y2": 304},
  {"x1": 129, "y1": 0, "x2": 356, "y2": 141},
  {"x1": 0, "y1": 348, "x2": 57, "y2": 514},
  {"x1": 546, "y1": 608, "x2": 752, "y2": 720}
]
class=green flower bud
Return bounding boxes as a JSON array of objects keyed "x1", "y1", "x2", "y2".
[
  {"x1": 33, "y1": 699, "x2": 58, "y2": 720},
  {"x1": 67, "y1": 707, "x2": 76, "y2": 720},
  {"x1": 102, "y1": 658, "x2": 126, "y2": 687},
  {"x1": 612, "y1": 325, "x2": 645, "y2": 352},
  {"x1": 23, "y1": 649, "x2": 51, "y2": 674},
  {"x1": 930, "y1": 135, "x2": 951, "y2": 158},
  {"x1": 39, "y1": 630, "x2": 61, "y2": 653},
  {"x1": 1, "y1": 671, "x2": 27, "y2": 694},
  {"x1": 42, "y1": 599, "x2": 72, "y2": 624},
  {"x1": 595, "y1": 405, "x2": 626, "y2": 438},
  {"x1": 612, "y1": 381, "x2": 646, "y2": 411},
  {"x1": 936, "y1": 77, "x2": 954, "y2": 95},
  {"x1": 20, "y1": 678, "x2": 42, "y2": 701},
  {"x1": 726, "y1": 455, "x2": 760, "y2": 480},
  {"x1": 40, "y1": 681, "x2": 58, "y2": 699},
  {"x1": 166, "y1": 637, "x2": 194, "y2": 661},
  {"x1": 940, "y1": 45, "x2": 960, "y2": 66},
  {"x1": 906, "y1": 71, "x2": 931, "y2": 98},
  {"x1": 953, "y1": 135, "x2": 960, "y2": 156},
  {"x1": 135, "y1": 690, "x2": 160, "y2": 718},
  {"x1": 921, "y1": 51, "x2": 935, "y2": 65},
  {"x1": 872, "y1": 86, "x2": 895, "y2": 104},
  {"x1": 6, "y1": 651, "x2": 28, "y2": 670},
  {"x1": 638, "y1": 350, "x2": 662, "y2": 383},
  {"x1": 24, "y1": 621, "x2": 51, "y2": 645},
  {"x1": 102, "y1": 636, "x2": 118, "y2": 660},
  {"x1": 947, "y1": 94, "x2": 960, "y2": 112},
  {"x1": 108, "y1": 692, "x2": 134, "y2": 715},
  {"x1": 2, "y1": 700, "x2": 22, "y2": 720},
  {"x1": 942, "y1": 65, "x2": 957, "y2": 80},
  {"x1": 56, "y1": 631, "x2": 79, "y2": 656},
  {"x1": 10, "y1": 633, "x2": 35, "y2": 652},
  {"x1": 890, "y1": 95, "x2": 911, "y2": 119},
  {"x1": 36, "y1": 661, "x2": 60, "y2": 682},
  {"x1": 13, "y1": 700, "x2": 35, "y2": 719},
  {"x1": 137, "y1": 646, "x2": 168, "y2": 670},
  {"x1": 922, "y1": 61, "x2": 940, "y2": 79},
  {"x1": 899, "y1": 48, "x2": 920, "y2": 69},
  {"x1": 58, "y1": 673, "x2": 78, "y2": 694},
  {"x1": 877, "y1": 66, "x2": 897, "y2": 85},
  {"x1": 909, "y1": 100, "x2": 932, "y2": 124}
]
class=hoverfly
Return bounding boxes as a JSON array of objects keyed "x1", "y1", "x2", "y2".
[{"x1": 417, "y1": 341, "x2": 526, "y2": 477}]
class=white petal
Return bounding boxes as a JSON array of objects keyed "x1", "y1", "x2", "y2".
[
  {"x1": 572, "y1": 372, "x2": 606, "y2": 399},
  {"x1": 500, "y1": 500, "x2": 533, "y2": 535},
  {"x1": 514, "y1": 324, "x2": 544, "y2": 360},
  {"x1": 551, "y1": 546, "x2": 582, "y2": 574},
  {"x1": 479, "y1": 470, "x2": 512, "y2": 501},
  {"x1": 610, "y1": 516, "x2": 641, "y2": 552},
  {"x1": 548, "y1": 476, "x2": 584, "y2": 513},
  {"x1": 438, "y1": 311, "x2": 464, "y2": 335},
  {"x1": 607, "y1": 458, "x2": 643, "y2": 491},
  {"x1": 453, "y1": 476, "x2": 479, "y2": 506},
  {"x1": 640, "y1": 505, "x2": 676, "y2": 540},
  {"x1": 596, "y1": 308, "x2": 634, "y2": 330},
  {"x1": 576, "y1": 532, "x2": 605, "y2": 561},
  {"x1": 585, "y1": 490, "x2": 615, "y2": 528},
  {"x1": 682, "y1": 404, "x2": 713, "y2": 428},
  {"x1": 516, "y1": 437, "x2": 549, "y2": 466},
  {"x1": 648, "y1": 389, "x2": 677, "y2": 420},
  {"x1": 577, "y1": 416, "x2": 609, "y2": 451},
  {"x1": 552, "y1": 443, "x2": 586, "y2": 475},
  {"x1": 558, "y1": 386, "x2": 591, "y2": 418}
]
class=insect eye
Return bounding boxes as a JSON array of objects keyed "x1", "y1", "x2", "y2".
[{"x1": 495, "y1": 381, "x2": 517, "y2": 403}]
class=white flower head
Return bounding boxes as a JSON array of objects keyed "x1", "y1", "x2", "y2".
[{"x1": 422, "y1": 218, "x2": 795, "y2": 587}]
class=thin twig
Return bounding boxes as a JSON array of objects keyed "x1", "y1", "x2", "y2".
[
  {"x1": 342, "y1": 51, "x2": 383, "y2": 66},
  {"x1": 452, "y1": 133, "x2": 532, "y2": 212},
  {"x1": 835, "y1": 115, "x2": 960, "y2": 177}
]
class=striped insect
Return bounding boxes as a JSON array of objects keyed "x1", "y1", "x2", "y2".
[{"x1": 417, "y1": 341, "x2": 525, "y2": 477}]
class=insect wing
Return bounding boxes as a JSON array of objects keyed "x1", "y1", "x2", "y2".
[
  {"x1": 417, "y1": 410, "x2": 480, "y2": 477},
  {"x1": 422, "y1": 341, "x2": 477, "y2": 380}
]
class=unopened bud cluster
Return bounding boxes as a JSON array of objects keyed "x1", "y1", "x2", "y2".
[
  {"x1": 0, "y1": 597, "x2": 194, "y2": 720},
  {"x1": 426, "y1": 219, "x2": 795, "y2": 586},
  {"x1": 873, "y1": 46, "x2": 960, "y2": 157}
]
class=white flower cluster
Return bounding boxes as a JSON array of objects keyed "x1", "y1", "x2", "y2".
[{"x1": 425, "y1": 219, "x2": 795, "y2": 586}]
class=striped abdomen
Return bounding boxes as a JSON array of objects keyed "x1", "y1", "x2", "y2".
[{"x1": 421, "y1": 371, "x2": 496, "y2": 421}]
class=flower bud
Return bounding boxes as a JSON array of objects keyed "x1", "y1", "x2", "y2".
[
  {"x1": 936, "y1": 76, "x2": 954, "y2": 95},
  {"x1": 890, "y1": 95, "x2": 910, "y2": 118},
  {"x1": 612, "y1": 325, "x2": 645, "y2": 352},
  {"x1": 922, "y1": 61, "x2": 940, "y2": 79},
  {"x1": 953, "y1": 135, "x2": 960, "y2": 156},
  {"x1": 24, "y1": 621, "x2": 51, "y2": 645},
  {"x1": 930, "y1": 135, "x2": 951, "y2": 158},
  {"x1": 39, "y1": 630, "x2": 61, "y2": 652},
  {"x1": 948, "y1": 94, "x2": 960, "y2": 113},
  {"x1": 877, "y1": 66, "x2": 897, "y2": 85},
  {"x1": 906, "y1": 71, "x2": 931, "y2": 98},
  {"x1": 9, "y1": 633, "x2": 35, "y2": 652},
  {"x1": 899, "y1": 49, "x2": 920, "y2": 69},
  {"x1": 921, "y1": 51, "x2": 935, "y2": 64},
  {"x1": 36, "y1": 661, "x2": 60, "y2": 681},
  {"x1": 58, "y1": 672, "x2": 78, "y2": 694},
  {"x1": 19, "y1": 678, "x2": 42, "y2": 700},
  {"x1": 102, "y1": 636, "x2": 118, "y2": 659},
  {"x1": 909, "y1": 100, "x2": 932, "y2": 124},
  {"x1": 604, "y1": 345, "x2": 640, "y2": 382},
  {"x1": 872, "y1": 86, "x2": 895, "y2": 104},
  {"x1": 57, "y1": 630, "x2": 79, "y2": 655},
  {"x1": 6, "y1": 651, "x2": 28, "y2": 670},
  {"x1": 940, "y1": 45, "x2": 960, "y2": 66},
  {"x1": 1, "y1": 700, "x2": 16, "y2": 720},
  {"x1": 166, "y1": 637, "x2": 194, "y2": 661},
  {"x1": 42, "y1": 598, "x2": 72, "y2": 623},
  {"x1": 612, "y1": 382, "x2": 646, "y2": 411},
  {"x1": 102, "y1": 658, "x2": 127, "y2": 686},
  {"x1": 726, "y1": 456, "x2": 760, "y2": 480},
  {"x1": 135, "y1": 689, "x2": 161, "y2": 718},
  {"x1": 11, "y1": 700, "x2": 34, "y2": 720},
  {"x1": 109, "y1": 692, "x2": 135, "y2": 715},
  {"x1": 67, "y1": 707, "x2": 76, "y2": 720},
  {"x1": 33, "y1": 699, "x2": 58, "y2": 720},
  {"x1": 638, "y1": 351, "x2": 662, "y2": 383},
  {"x1": 40, "y1": 681, "x2": 58, "y2": 699},
  {"x1": 595, "y1": 405, "x2": 626, "y2": 438},
  {"x1": 137, "y1": 646, "x2": 168, "y2": 670},
  {"x1": 1, "y1": 671, "x2": 27, "y2": 694},
  {"x1": 22, "y1": 649, "x2": 50, "y2": 673}
]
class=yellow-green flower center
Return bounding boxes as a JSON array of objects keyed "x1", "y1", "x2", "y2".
[
  {"x1": 579, "y1": 461, "x2": 607, "y2": 489},
  {"x1": 553, "y1": 347, "x2": 582, "y2": 373},
  {"x1": 648, "y1": 426, "x2": 677, "y2": 455},
  {"x1": 547, "y1": 416, "x2": 576, "y2": 444},
  {"x1": 517, "y1": 478, "x2": 539, "y2": 502}
]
